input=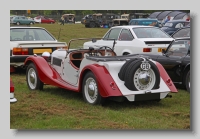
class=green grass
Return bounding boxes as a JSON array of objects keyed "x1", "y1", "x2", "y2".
[{"x1": 10, "y1": 23, "x2": 190, "y2": 130}]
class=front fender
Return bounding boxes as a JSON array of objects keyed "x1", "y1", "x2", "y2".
[
  {"x1": 24, "y1": 56, "x2": 78, "y2": 91},
  {"x1": 80, "y1": 64, "x2": 123, "y2": 97}
]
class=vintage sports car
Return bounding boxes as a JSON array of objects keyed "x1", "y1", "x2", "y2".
[
  {"x1": 83, "y1": 25, "x2": 174, "y2": 56},
  {"x1": 130, "y1": 37, "x2": 190, "y2": 93},
  {"x1": 24, "y1": 38, "x2": 177, "y2": 105},
  {"x1": 10, "y1": 26, "x2": 67, "y2": 72}
]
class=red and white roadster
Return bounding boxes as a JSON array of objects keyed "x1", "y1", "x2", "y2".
[{"x1": 24, "y1": 38, "x2": 177, "y2": 105}]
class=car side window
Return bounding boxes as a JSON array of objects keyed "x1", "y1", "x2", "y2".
[
  {"x1": 175, "y1": 23, "x2": 184, "y2": 28},
  {"x1": 103, "y1": 28, "x2": 121, "y2": 40},
  {"x1": 119, "y1": 29, "x2": 134, "y2": 41}
]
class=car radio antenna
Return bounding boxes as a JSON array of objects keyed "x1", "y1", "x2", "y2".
[{"x1": 112, "y1": 39, "x2": 116, "y2": 51}]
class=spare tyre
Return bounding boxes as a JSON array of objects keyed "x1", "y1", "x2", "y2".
[
  {"x1": 124, "y1": 60, "x2": 160, "y2": 91},
  {"x1": 118, "y1": 58, "x2": 141, "y2": 81}
]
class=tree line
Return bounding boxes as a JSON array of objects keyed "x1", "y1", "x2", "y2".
[{"x1": 10, "y1": 10, "x2": 190, "y2": 16}]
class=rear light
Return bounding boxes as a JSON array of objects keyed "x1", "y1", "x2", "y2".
[
  {"x1": 143, "y1": 48, "x2": 152, "y2": 52},
  {"x1": 13, "y1": 47, "x2": 28, "y2": 55},
  {"x1": 10, "y1": 80, "x2": 14, "y2": 92},
  {"x1": 166, "y1": 78, "x2": 172, "y2": 86},
  {"x1": 57, "y1": 46, "x2": 68, "y2": 50},
  {"x1": 10, "y1": 86, "x2": 14, "y2": 92}
]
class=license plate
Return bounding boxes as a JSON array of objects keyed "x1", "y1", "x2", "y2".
[
  {"x1": 33, "y1": 48, "x2": 52, "y2": 54},
  {"x1": 158, "y1": 48, "x2": 166, "y2": 52}
]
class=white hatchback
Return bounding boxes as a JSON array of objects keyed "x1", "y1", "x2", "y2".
[{"x1": 83, "y1": 25, "x2": 174, "y2": 55}]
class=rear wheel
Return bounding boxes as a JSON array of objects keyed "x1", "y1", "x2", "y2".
[
  {"x1": 26, "y1": 63, "x2": 43, "y2": 90},
  {"x1": 82, "y1": 71, "x2": 104, "y2": 105},
  {"x1": 185, "y1": 70, "x2": 190, "y2": 93},
  {"x1": 16, "y1": 22, "x2": 20, "y2": 25}
]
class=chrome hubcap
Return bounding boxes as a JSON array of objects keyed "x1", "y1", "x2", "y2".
[
  {"x1": 28, "y1": 68, "x2": 37, "y2": 89},
  {"x1": 84, "y1": 77, "x2": 98, "y2": 103},
  {"x1": 138, "y1": 73, "x2": 151, "y2": 85},
  {"x1": 133, "y1": 68, "x2": 155, "y2": 90}
]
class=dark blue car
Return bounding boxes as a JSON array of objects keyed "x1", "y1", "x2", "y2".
[{"x1": 161, "y1": 20, "x2": 190, "y2": 35}]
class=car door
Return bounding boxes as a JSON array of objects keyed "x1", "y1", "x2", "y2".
[{"x1": 114, "y1": 28, "x2": 137, "y2": 55}]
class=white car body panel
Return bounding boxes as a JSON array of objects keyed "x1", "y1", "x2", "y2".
[{"x1": 83, "y1": 25, "x2": 174, "y2": 56}]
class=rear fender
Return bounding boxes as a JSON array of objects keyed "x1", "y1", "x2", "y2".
[
  {"x1": 155, "y1": 62, "x2": 178, "y2": 93},
  {"x1": 79, "y1": 64, "x2": 123, "y2": 97}
]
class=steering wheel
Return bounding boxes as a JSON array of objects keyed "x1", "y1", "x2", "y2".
[
  {"x1": 97, "y1": 46, "x2": 115, "y2": 56},
  {"x1": 14, "y1": 38, "x2": 22, "y2": 41}
]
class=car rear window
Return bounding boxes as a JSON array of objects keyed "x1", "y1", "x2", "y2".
[
  {"x1": 10, "y1": 28, "x2": 56, "y2": 41},
  {"x1": 132, "y1": 27, "x2": 171, "y2": 38},
  {"x1": 172, "y1": 28, "x2": 190, "y2": 38}
]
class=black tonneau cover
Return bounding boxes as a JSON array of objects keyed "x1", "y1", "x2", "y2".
[{"x1": 86, "y1": 54, "x2": 149, "y2": 62}]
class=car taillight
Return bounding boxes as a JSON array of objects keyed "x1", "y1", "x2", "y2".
[
  {"x1": 13, "y1": 48, "x2": 28, "y2": 55},
  {"x1": 10, "y1": 86, "x2": 14, "y2": 92},
  {"x1": 143, "y1": 48, "x2": 152, "y2": 52},
  {"x1": 57, "y1": 46, "x2": 68, "y2": 50}
]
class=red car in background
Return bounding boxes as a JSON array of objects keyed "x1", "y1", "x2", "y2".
[{"x1": 34, "y1": 16, "x2": 55, "y2": 24}]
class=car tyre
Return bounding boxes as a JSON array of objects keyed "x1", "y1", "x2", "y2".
[
  {"x1": 118, "y1": 58, "x2": 140, "y2": 81},
  {"x1": 82, "y1": 71, "x2": 105, "y2": 105},
  {"x1": 16, "y1": 22, "x2": 20, "y2": 25},
  {"x1": 89, "y1": 22, "x2": 95, "y2": 28},
  {"x1": 26, "y1": 63, "x2": 43, "y2": 90},
  {"x1": 30, "y1": 22, "x2": 33, "y2": 25},
  {"x1": 124, "y1": 60, "x2": 160, "y2": 91},
  {"x1": 185, "y1": 70, "x2": 190, "y2": 93}
]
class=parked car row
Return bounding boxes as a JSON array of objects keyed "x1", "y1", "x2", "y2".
[{"x1": 10, "y1": 15, "x2": 56, "y2": 25}]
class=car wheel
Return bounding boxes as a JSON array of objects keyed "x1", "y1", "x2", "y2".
[
  {"x1": 26, "y1": 63, "x2": 43, "y2": 90},
  {"x1": 30, "y1": 22, "x2": 33, "y2": 25},
  {"x1": 118, "y1": 58, "x2": 141, "y2": 81},
  {"x1": 16, "y1": 22, "x2": 20, "y2": 25},
  {"x1": 50, "y1": 22, "x2": 53, "y2": 24},
  {"x1": 123, "y1": 52, "x2": 130, "y2": 55},
  {"x1": 89, "y1": 22, "x2": 95, "y2": 28},
  {"x1": 185, "y1": 70, "x2": 190, "y2": 93},
  {"x1": 82, "y1": 71, "x2": 104, "y2": 105},
  {"x1": 124, "y1": 60, "x2": 160, "y2": 91}
]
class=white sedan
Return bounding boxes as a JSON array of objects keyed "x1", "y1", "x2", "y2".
[{"x1": 83, "y1": 25, "x2": 174, "y2": 55}]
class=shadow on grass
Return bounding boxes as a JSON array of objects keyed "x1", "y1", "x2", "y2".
[{"x1": 40, "y1": 86, "x2": 167, "y2": 110}]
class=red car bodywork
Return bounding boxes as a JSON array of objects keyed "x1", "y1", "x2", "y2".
[{"x1": 35, "y1": 16, "x2": 55, "y2": 24}]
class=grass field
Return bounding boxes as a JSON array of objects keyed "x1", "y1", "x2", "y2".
[{"x1": 10, "y1": 23, "x2": 190, "y2": 130}]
